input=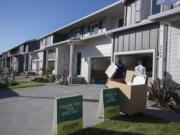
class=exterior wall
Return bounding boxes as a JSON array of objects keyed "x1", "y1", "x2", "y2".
[
  {"x1": 113, "y1": 23, "x2": 159, "y2": 53},
  {"x1": 16, "y1": 55, "x2": 24, "y2": 73},
  {"x1": 166, "y1": 22, "x2": 180, "y2": 84},
  {"x1": 0, "y1": 59, "x2": 3, "y2": 72},
  {"x1": 12, "y1": 56, "x2": 19, "y2": 72},
  {"x1": 74, "y1": 36, "x2": 112, "y2": 83},
  {"x1": 40, "y1": 35, "x2": 53, "y2": 49},
  {"x1": 56, "y1": 45, "x2": 70, "y2": 75},
  {"x1": 31, "y1": 52, "x2": 44, "y2": 74}
]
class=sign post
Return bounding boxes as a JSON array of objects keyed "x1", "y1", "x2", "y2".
[
  {"x1": 53, "y1": 95, "x2": 83, "y2": 135},
  {"x1": 97, "y1": 88, "x2": 120, "y2": 120}
]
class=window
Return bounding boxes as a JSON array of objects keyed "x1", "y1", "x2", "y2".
[
  {"x1": 151, "y1": 0, "x2": 160, "y2": 15},
  {"x1": 126, "y1": 4, "x2": 132, "y2": 25},
  {"x1": 118, "y1": 19, "x2": 124, "y2": 27},
  {"x1": 135, "y1": 0, "x2": 141, "y2": 22},
  {"x1": 88, "y1": 21, "x2": 103, "y2": 35},
  {"x1": 126, "y1": 0, "x2": 144, "y2": 25},
  {"x1": 76, "y1": 52, "x2": 81, "y2": 75},
  {"x1": 72, "y1": 28, "x2": 81, "y2": 38},
  {"x1": 41, "y1": 36, "x2": 53, "y2": 46}
]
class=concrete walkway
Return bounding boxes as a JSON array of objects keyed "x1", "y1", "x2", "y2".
[{"x1": 0, "y1": 84, "x2": 104, "y2": 135}]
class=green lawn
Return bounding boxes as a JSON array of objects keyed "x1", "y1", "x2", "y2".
[
  {"x1": 72, "y1": 114, "x2": 180, "y2": 135},
  {"x1": 9, "y1": 81, "x2": 45, "y2": 89}
]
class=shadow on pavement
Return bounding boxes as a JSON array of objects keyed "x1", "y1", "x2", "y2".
[
  {"x1": 145, "y1": 108, "x2": 180, "y2": 122},
  {"x1": 83, "y1": 99, "x2": 99, "y2": 103},
  {"x1": 0, "y1": 87, "x2": 19, "y2": 99},
  {"x1": 71, "y1": 128, "x2": 143, "y2": 135},
  {"x1": 111, "y1": 113, "x2": 169, "y2": 124}
]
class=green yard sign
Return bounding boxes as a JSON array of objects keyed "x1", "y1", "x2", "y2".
[
  {"x1": 103, "y1": 88, "x2": 120, "y2": 119},
  {"x1": 53, "y1": 95, "x2": 83, "y2": 135}
]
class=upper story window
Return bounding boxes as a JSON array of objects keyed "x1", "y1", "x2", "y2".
[
  {"x1": 126, "y1": 0, "x2": 141, "y2": 26},
  {"x1": 40, "y1": 35, "x2": 53, "y2": 47},
  {"x1": 88, "y1": 21, "x2": 103, "y2": 35},
  {"x1": 151, "y1": 0, "x2": 161, "y2": 15},
  {"x1": 19, "y1": 45, "x2": 24, "y2": 53},
  {"x1": 118, "y1": 19, "x2": 124, "y2": 27},
  {"x1": 162, "y1": 1, "x2": 180, "y2": 11},
  {"x1": 72, "y1": 28, "x2": 82, "y2": 38},
  {"x1": 126, "y1": 0, "x2": 151, "y2": 26}
]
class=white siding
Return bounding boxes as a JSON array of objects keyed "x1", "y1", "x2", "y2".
[
  {"x1": 56, "y1": 45, "x2": 70, "y2": 75},
  {"x1": 31, "y1": 52, "x2": 44, "y2": 74},
  {"x1": 167, "y1": 22, "x2": 180, "y2": 84},
  {"x1": 78, "y1": 36, "x2": 112, "y2": 82}
]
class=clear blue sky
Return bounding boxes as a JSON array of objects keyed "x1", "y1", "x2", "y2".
[{"x1": 0, "y1": 0, "x2": 117, "y2": 53}]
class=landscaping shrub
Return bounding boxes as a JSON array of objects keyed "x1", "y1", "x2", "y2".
[
  {"x1": 9, "y1": 80, "x2": 18, "y2": 86},
  {"x1": 50, "y1": 74, "x2": 56, "y2": 82},
  {"x1": 149, "y1": 78, "x2": 180, "y2": 111},
  {"x1": 0, "y1": 77, "x2": 18, "y2": 88},
  {"x1": 31, "y1": 77, "x2": 48, "y2": 83}
]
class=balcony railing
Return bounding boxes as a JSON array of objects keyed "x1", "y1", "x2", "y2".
[{"x1": 162, "y1": 3, "x2": 180, "y2": 12}]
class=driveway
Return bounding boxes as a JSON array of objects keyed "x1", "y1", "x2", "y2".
[{"x1": 0, "y1": 84, "x2": 104, "y2": 135}]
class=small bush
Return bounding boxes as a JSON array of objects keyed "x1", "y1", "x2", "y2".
[
  {"x1": 50, "y1": 74, "x2": 56, "y2": 82},
  {"x1": 31, "y1": 77, "x2": 48, "y2": 83},
  {"x1": 9, "y1": 80, "x2": 18, "y2": 86},
  {"x1": 149, "y1": 78, "x2": 180, "y2": 110}
]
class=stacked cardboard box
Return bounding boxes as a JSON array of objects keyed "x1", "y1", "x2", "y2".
[{"x1": 107, "y1": 70, "x2": 148, "y2": 115}]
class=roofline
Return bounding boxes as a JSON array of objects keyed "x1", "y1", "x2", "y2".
[
  {"x1": 5, "y1": 39, "x2": 37, "y2": 53},
  {"x1": 38, "y1": 0, "x2": 125, "y2": 39}
]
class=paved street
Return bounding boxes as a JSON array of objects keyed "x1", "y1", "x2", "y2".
[{"x1": 0, "y1": 84, "x2": 104, "y2": 135}]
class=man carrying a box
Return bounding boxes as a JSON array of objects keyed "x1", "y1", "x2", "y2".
[
  {"x1": 113, "y1": 58, "x2": 126, "y2": 79},
  {"x1": 135, "y1": 60, "x2": 146, "y2": 75}
]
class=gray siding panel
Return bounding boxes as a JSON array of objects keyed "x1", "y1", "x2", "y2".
[
  {"x1": 118, "y1": 34, "x2": 124, "y2": 52},
  {"x1": 150, "y1": 26, "x2": 159, "y2": 49},
  {"x1": 136, "y1": 27, "x2": 143, "y2": 50},
  {"x1": 129, "y1": 31, "x2": 136, "y2": 51},
  {"x1": 114, "y1": 23, "x2": 159, "y2": 53},
  {"x1": 114, "y1": 36, "x2": 119, "y2": 52},
  {"x1": 142, "y1": 27, "x2": 150, "y2": 50},
  {"x1": 124, "y1": 32, "x2": 130, "y2": 51}
]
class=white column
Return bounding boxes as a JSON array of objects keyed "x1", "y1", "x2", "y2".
[
  {"x1": 24, "y1": 54, "x2": 27, "y2": 71},
  {"x1": 55, "y1": 47, "x2": 59, "y2": 75},
  {"x1": 28, "y1": 54, "x2": 32, "y2": 71},
  {"x1": 69, "y1": 44, "x2": 74, "y2": 84},
  {"x1": 4, "y1": 57, "x2": 7, "y2": 68},
  {"x1": 46, "y1": 50, "x2": 49, "y2": 69},
  {"x1": 10, "y1": 57, "x2": 12, "y2": 69},
  {"x1": 158, "y1": 23, "x2": 168, "y2": 79}
]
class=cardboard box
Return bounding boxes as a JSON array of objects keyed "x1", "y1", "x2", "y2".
[{"x1": 107, "y1": 70, "x2": 148, "y2": 115}]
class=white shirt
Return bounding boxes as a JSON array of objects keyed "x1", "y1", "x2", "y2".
[{"x1": 135, "y1": 64, "x2": 146, "y2": 75}]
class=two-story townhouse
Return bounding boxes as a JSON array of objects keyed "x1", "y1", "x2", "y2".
[
  {"x1": 103, "y1": 0, "x2": 161, "y2": 86},
  {"x1": 35, "y1": 0, "x2": 125, "y2": 84},
  {"x1": 2, "y1": 40, "x2": 40, "y2": 73},
  {"x1": 149, "y1": 0, "x2": 180, "y2": 84},
  {"x1": 30, "y1": 35, "x2": 53, "y2": 75}
]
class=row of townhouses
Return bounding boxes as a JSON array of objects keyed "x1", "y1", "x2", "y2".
[{"x1": 0, "y1": 0, "x2": 180, "y2": 85}]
